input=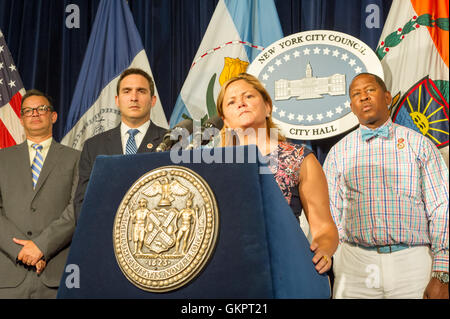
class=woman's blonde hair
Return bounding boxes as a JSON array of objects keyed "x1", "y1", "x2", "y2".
[{"x1": 216, "y1": 73, "x2": 285, "y2": 145}]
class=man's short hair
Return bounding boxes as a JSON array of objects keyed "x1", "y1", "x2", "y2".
[
  {"x1": 116, "y1": 68, "x2": 155, "y2": 96},
  {"x1": 350, "y1": 72, "x2": 388, "y2": 93},
  {"x1": 21, "y1": 89, "x2": 54, "y2": 111}
]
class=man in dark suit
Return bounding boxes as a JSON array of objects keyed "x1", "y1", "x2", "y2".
[
  {"x1": 0, "y1": 90, "x2": 80, "y2": 298},
  {"x1": 74, "y1": 68, "x2": 166, "y2": 219}
]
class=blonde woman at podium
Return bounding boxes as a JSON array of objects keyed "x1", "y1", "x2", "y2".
[{"x1": 216, "y1": 73, "x2": 338, "y2": 275}]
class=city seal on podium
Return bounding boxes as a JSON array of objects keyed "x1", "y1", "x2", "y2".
[
  {"x1": 247, "y1": 30, "x2": 384, "y2": 140},
  {"x1": 113, "y1": 166, "x2": 219, "y2": 292}
]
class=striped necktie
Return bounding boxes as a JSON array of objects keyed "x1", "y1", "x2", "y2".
[
  {"x1": 125, "y1": 129, "x2": 139, "y2": 154},
  {"x1": 31, "y1": 143, "x2": 44, "y2": 189}
]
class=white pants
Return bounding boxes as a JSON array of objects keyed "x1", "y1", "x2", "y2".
[{"x1": 332, "y1": 242, "x2": 432, "y2": 299}]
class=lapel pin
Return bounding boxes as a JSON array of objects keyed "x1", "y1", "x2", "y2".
[{"x1": 147, "y1": 143, "x2": 153, "y2": 149}]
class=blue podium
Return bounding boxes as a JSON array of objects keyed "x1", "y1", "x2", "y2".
[{"x1": 57, "y1": 146, "x2": 330, "y2": 298}]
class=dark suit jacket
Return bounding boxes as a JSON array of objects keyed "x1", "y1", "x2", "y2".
[
  {"x1": 0, "y1": 140, "x2": 80, "y2": 288},
  {"x1": 74, "y1": 122, "x2": 166, "y2": 219}
]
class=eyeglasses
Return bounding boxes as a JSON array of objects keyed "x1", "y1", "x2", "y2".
[{"x1": 21, "y1": 105, "x2": 53, "y2": 117}]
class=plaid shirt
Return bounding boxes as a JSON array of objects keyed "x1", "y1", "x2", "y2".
[{"x1": 323, "y1": 118, "x2": 449, "y2": 272}]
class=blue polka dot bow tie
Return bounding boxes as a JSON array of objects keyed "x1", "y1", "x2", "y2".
[{"x1": 361, "y1": 126, "x2": 390, "y2": 141}]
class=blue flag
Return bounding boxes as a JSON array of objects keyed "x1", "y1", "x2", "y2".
[
  {"x1": 62, "y1": 0, "x2": 168, "y2": 150},
  {"x1": 169, "y1": 0, "x2": 284, "y2": 127}
]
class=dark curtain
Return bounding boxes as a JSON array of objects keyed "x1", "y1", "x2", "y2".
[
  {"x1": 0, "y1": 0, "x2": 392, "y2": 160},
  {"x1": 0, "y1": 0, "x2": 100, "y2": 141}
]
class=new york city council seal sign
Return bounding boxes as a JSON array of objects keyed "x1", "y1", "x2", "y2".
[
  {"x1": 247, "y1": 30, "x2": 384, "y2": 140},
  {"x1": 113, "y1": 166, "x2": 219, "y2": 292}
]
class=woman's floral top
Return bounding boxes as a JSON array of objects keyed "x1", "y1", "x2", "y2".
[{"x1": 265, "y1": 141, "x2": 312, "y2": 217}]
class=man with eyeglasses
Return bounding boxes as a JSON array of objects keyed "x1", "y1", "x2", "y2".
[{"x1": 0, "y1": 89, "x2": 80, "y2": 298}]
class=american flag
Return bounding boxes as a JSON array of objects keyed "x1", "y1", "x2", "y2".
[{"x1": 0, "y1": 29, "x2": 25, "y2": 149}]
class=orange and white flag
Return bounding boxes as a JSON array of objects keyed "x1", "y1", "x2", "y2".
[{"x1": 377, "y1": 0, "x2": 449, "y2": 165}]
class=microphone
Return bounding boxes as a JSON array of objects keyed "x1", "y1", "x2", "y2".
[
  {"x1": 201, "y1": 115, "x2": 223, "y2": 146},
  {"x1": 156, "y1": 118, "x2": 193, "y2": 152},
  {"x1": 203, "y1": 115, "x2": 224, "y2": 130},
  {"x1": 187, "y1": 115, "x2": 224, "y2": 149}
]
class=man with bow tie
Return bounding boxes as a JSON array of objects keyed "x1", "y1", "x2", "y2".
[{"x1": 323, "y1": 73, "x2": 449, "y2": 299}]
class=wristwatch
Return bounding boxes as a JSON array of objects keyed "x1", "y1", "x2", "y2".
[{"x1": 431, "y1": 272, "x2": 449, "y2": 284}]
